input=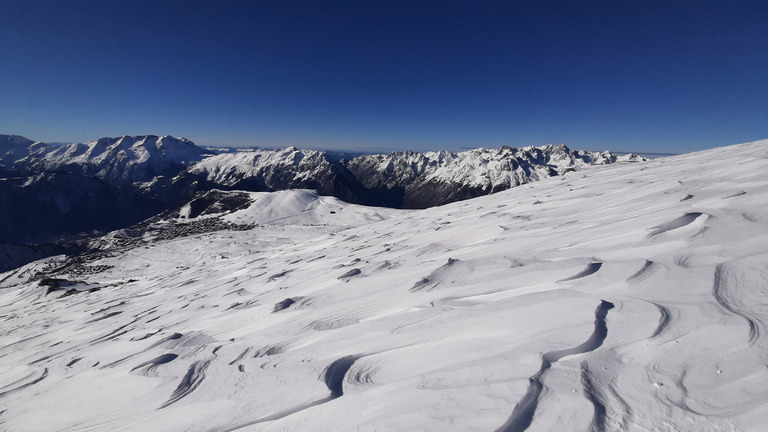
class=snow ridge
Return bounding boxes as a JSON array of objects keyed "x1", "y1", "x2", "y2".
[
  {"x1": 0, "y1": 134, "x2": 38, "y2": 168},
  {"x1": 347, "y1": 144, "x2": 639, "y2": 192},
  {"x1": 191, "y1": 142, "x2": 644, "y2": 208},
  {"x1": 8, "y1": 135, "x2": 208, "y2": 186},
  {"x1": 1, "y1": 134, "x2": 641, "y2": 208}
]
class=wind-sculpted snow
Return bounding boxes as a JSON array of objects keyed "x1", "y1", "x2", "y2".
[
  {"x1": 712, "y1": 257, "x2": 768, "y2": 345},
  {"x1": 649, "y1": 302, "x2": 672, "y2": 338},
  {"x1": 0, "y1": 367, "x2": 48, "y2": 399},
  {"x1": 625, "y1": 260, "x2": 658, "y2": 284},
  {"x1": 323, "y1": 355, "x2": 362, "y2": 398},
  {"x1": 495, "y1": 301, "x2": 614, "y2": 432},
  {"x1": 130, "y1": 353, "x2": 178, "y2": 377},
  {"x1": 648, "y1": 211, "x2": 707, "y2": 237},
  {"x1": 212, "y1": 355, "x2": 362, "y2": 431},
  {"x1": 557, "y1": 262, "x2": 603, "y2": 282},
  {"x1": 159, "y1": 359, "x2": 213, "y2": 409},
  {"x1": 1, "y1": 138, "x2": 768, "y2": 431}
]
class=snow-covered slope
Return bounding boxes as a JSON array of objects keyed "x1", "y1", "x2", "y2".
[
  {"x1": 0, "y1": 134, "x2": 644, "y2": 268},
  {"x1": 345, "y1": 144, "x2": 643, "y2": 207},
  {"x1": 0, "y1": 135, "x2": 208, "y2": 244},
  {"x1": 0, "y1": 135, "x2": 40, "y2": 169},
  {"x1": 15, "y1": 135, "x2": 208, "y2": 187},
  {"x1": 2, "y1": 134, "x2": 641, "y2": 210},
  {"x1": 170, "y1": 188, "x2": 401, "y2": 228},
  {"x1": 348, "y1": 144, "x2": 639, "y2": 191},
  {"x1": 216, "y1": 189, "x2": 401, "y2": 227},
  {"x1": 191, "y1": 144, "x2": 644, "y2": 208},
  {"x1": 2, "y1": 139, "x2": 766, "y2": 431},
  {"x1": 190, "y1": 148, "x2": 336, "y2": 187},
  {"x1": 186, "y1": 147, "x2": 364, "y2": 205}
]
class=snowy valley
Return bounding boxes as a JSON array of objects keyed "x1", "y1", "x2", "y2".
[{"x1": 1, "y1": 139, "x2": 767, "y2": 431}]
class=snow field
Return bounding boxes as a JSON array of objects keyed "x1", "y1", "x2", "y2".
[{"x1": 1, "y1": 139, "x2": 767, "y2": 431}]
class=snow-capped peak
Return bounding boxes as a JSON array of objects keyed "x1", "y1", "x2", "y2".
[
  {"x1": 11, "y1": 135, "x2": 209, "y2": 187},
  {"x1": 0, "y1": 134, "x2": 39, "y2": 168}
]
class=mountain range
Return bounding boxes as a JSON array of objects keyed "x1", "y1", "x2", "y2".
[
  {"x1": 1, "y1": 134, "x2": 641, "y2": 248},
  {"x1": 1, "y1": 138, "x2": 766, "y2": 431}
]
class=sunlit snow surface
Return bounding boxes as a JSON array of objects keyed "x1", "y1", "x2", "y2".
[{"x1": 2, "y1": 140, "x2": 768, "y2": 432}]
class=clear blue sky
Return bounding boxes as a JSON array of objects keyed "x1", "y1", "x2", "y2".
[{"x1": 1, "y1": 0, "x2": 766, "y2": 153}]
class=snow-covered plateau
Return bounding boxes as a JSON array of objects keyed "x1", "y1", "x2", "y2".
[{"x1": 1, "y1": 139, "x2": 767, "y2": 431}]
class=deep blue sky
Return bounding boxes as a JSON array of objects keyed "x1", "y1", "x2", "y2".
[{"x1": 1, "y1": 1, "x2": 766, "y2": 153}]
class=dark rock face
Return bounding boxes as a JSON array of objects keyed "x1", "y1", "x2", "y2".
[
  {"x1": 341, "y1": 145, "x2": 638, "y2": 209},
  {"x1": 400, "y1": 179, "x2": 485, "y2": 209},
  {"x1": 184, "y1": 190, "x2": 255, "y2": 219},
  {"x1": 0, "y1": 241, "x2": 86, "y2": 273},
  {"x1": 185, "y1": 149, "x2": 373, "y2": 207},
  {"x1": 0, "y1": 171, "x2": 164, "y2": 243}
]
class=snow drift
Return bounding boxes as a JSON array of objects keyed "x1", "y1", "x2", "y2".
[{"x1": 1, "y1": 138, "x2": 767, "y2": 431}]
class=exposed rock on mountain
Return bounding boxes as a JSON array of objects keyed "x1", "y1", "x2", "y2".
[
  {"x1": 187, "y1": 147, "x2": 368, "y2": 205},
  {"x1": 344, "y1": 144, "x2": 642, "y2": 208},
  {"x1": 0, "y1": 171, "x2": 164, "y2": 243},
  {"x1": 186, "y1": 143, "x2": 643, "y2": 208},
  {"x1": 0, "y1": 133, "x2": 643, "y2": 250},
  {"x1": 2, "y1": 134, "x2": 642, "y2": 210}
]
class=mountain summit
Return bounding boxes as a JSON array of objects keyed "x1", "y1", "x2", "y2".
[{"x1": 10, "y1": 135, "x2": 209, "y2": 186}]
